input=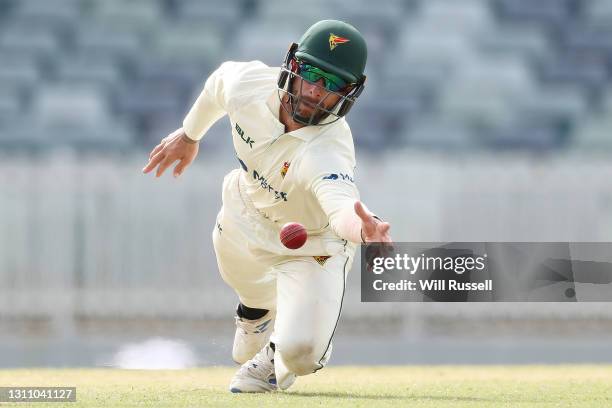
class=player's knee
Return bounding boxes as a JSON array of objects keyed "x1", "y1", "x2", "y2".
[{"x1": 279, "y1": 341, "x2": 320, "y2": 375}]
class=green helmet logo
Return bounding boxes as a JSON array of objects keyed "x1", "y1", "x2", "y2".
[{"x1": 329, "y1": 33, "x2": 350, "y2": 51}]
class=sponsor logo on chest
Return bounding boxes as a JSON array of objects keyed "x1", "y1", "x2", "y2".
[{"x1": 253, "y1": 170, "x2": 288, "y2": 201}]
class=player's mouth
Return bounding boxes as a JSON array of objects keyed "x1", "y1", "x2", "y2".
[{"x1": 297, "y1": 97, "x2": 321, "y2": 110}]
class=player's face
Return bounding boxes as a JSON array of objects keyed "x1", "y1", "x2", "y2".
[{"x1": 289, "y1": 76, "x2": 350, "y2": 122}]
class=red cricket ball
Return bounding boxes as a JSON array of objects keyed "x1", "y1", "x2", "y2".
[{"x1": 280, "y1": 222, "x2": 307, "y2": 249}]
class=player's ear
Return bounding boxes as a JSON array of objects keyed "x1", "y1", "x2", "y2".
[
  {"x1": 342, "y1": 84, "x2": 355, "y2": 95},
  {"x1": 337, "y1": 76, "x2": 365, "y2": 117}
]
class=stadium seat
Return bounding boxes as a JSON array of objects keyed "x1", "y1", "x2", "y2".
[
  {"x1": 382, "y1": 52, "x2": 455, "y2": 90},
  {"x1": 516, "y1": 85, "x2": 589, "y2": 124},
  {"x1": 0, "y1": 115, "x2": 50, "y2": 147},
  {"x1": 538, "y1": 52, "x2": 608, "y2": 89},
  {"x1": 399, "y1": 117, "x2": 476, "y2": 150},
  {"x1": 477, "y1": 26, "x2": 551, "y2": 60},
  {"x1": 49, "y1": 122, "x2": 135, "y2": 148},
  {"x1": 232, "y1": 21, "x2": 302, "y2": 66},
  {"x1": 335, "y1": 1, "x2": 405, "y2": 28},
  {"x1": 153, "y1": 24, "x2": 224, "y2": 64},
  {"x1": 396, "y1": 26, "x2": 478, "y2": 71},
  {"x1": 12, "y1": 0, "x2": 82, "y2": 29},
  {"x1": 0, "y1": 27, "x2": 61, "y2": 59},
  {"x1": 600, "y1": 88, "x2": 612, "y2": 113},
  {"x1": 419, "y1": 0, "x2": 493, "y2": 32},
  {"x1": 348, "y1": 84, "x2": 423, "y2": 149},
  {"x1": 256, "y1": 0, "x2": 339, "y2": 23},
  {"x1": 35, "y1": 85, "x2": 111, "y2": 129},
  {"x1": 0, "y1": 88, "x2": 22, "y2": 119},
  {"x1": 563, "y1": 23, "x2": 612, "y2": 57},
  {"x1": 91, "y1": 0, "x2": 162, "y2": 31},
  {"x1": 478, "y1": 121, "x2": 563, "y2": 150},
  {"x1": 439, "y1": 56, "x2": 534, "y2": 126},
  {"x1": 573, "y1": 115, "x2": 612, "y2": 150},
  {"x1": 73, "y1": 22, "x2": 144, "y2": 59},
  {"x1": 133, "y1": 56, "x2": 208, "y2": 98},
  {"x1": 55, "y1": 53, "x2": 123, "y2": 89},
  {"x1": 114, "y1": 82, "x2": 183, "y2": 118},
  {"x1": 175, "y1": 0, "x2": 243, "y2": 28},
  {"x1": 494, "y1": 0, "x2": 572, "y2": 29},
  {"x1": 584, "y1": 0, "x2": 612, "y2": 24}
]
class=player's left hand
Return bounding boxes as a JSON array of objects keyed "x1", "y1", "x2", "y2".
[{"x1": 354, "y1": 201, "x2": 392, "y2": 243}]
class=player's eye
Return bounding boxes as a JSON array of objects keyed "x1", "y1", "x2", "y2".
[{"x1": 298, "y1": 63, "x2": 347, "y2": 92}]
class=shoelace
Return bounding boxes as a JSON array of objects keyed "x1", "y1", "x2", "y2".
[
  {"x1": 238, "y1": 346, "x2": 275, "y2": 380},
  {"x1": 235, "y1": 316, "x2": 272, "y2": 335}
]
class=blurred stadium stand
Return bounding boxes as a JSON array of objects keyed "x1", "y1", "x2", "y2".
[{"x1": 0, "y1": 0, "x2": 611, "y2": 151}]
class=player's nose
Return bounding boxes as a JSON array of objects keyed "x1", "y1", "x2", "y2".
[{"x1": 303, "y1": 78, "x2": 325, "y2": 99}]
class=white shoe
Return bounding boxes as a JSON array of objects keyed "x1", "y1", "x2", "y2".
[
  {"x1": 232, "y1": 308, "x2": 275, "y2": 364},
  {"x1": 229, "y1": 343, "x2": 277, "y2": 393}
]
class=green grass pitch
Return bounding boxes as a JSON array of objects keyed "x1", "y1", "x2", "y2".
[{"x1": 0, "y1": 365, "x2": 610, "y2": 407}]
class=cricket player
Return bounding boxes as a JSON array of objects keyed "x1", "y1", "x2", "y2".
[{"x1": 142, "y1": 20, "x2": 392, "y2": 392}]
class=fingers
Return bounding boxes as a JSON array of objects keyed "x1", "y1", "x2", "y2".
[
  {"x1": 148, "y1": 132, "x2": 177, "y2": 160},
  {"x1": 379, "y1": 222, "x2": 392, "y2": 243},
  {"x1": 376, "y1": 227, "x2": 393, "y2": 243},
  {"x1": 173, "y1": 156, "x2": 194, "y2": 178},
  {"x1": 379, "y1": 222, "x2": 391, "y2": 235},
  {"x1": 155, "y1": 156, "x2": 178, "y2": 178},
  {"x1": 145, "y1": 128, "x2": 184, "y2": 169},
  {"x1": 355, "y1": 201, "x2": 376, "y2": 238},
  {"x1": 143, "y1": 129, "x2": 198, "y2": 178},
  {"x1": 364, "y1": 222, "x2": 393, "y2": 244},
  {"x1": 354, "y1": 201, "x2": 373, "y2": 222},
  {"x1": 149, "y1": 142, "x2": 165, "y2": 160},
  {"x1": 142, "y1": 149, "x2": 166, "y2": 174}
]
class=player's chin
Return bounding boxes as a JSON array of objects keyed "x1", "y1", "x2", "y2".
[{"x1": 295, "y1": 109, "x2": 315, "y2": 120}]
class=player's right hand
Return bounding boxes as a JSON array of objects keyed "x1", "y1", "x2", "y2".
[
  {"x1": 142, "y1": 127, "x2": 199, "y2": 178},
  {"x1": 354, "y1": 201, "x2": 392, "y2": 243}
]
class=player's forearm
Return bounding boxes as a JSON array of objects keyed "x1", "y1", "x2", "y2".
[
  {"x1": 183, "y1": 88, "x2": 227, "y2": 142},
  {"x1": 329, "y1": 204, "x2": 364, "y2": 244},
  {"x1": 182, "y1": 62, "x2": 233, "y2": 141},
  {"x1": 313, "y1": 177, "x2": 364, "y2": 243}
]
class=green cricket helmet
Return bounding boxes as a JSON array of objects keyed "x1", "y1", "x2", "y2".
[{"x1": 277, "y1": 19, "x2": 368, "y2": 126}]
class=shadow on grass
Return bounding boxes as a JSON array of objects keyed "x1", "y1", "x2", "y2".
[{"x1": 287, "y1": 391, "x2": 501, "y2": 402}]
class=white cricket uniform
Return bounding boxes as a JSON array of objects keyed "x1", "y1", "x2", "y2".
[{"x1": 183, "y1": 60, "x2": 361, "y2": 379}]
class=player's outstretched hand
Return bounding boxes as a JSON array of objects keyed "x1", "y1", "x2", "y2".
[
  {"x1": 356, "y1": 201, "x2": 394, "y2": 272},
  {"x1": 142, "y1": 128, "x2": 199, "y2": 178},
  {"x1": 354, "y1": 201, "x2": 392, "y2": 243}
]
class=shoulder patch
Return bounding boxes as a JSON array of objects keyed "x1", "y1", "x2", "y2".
[{"x1": 322, "y1": 173, "x2": 354, "y2": 183}]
